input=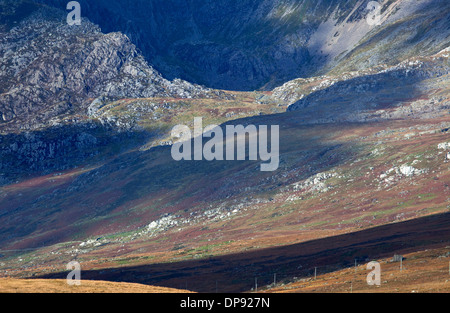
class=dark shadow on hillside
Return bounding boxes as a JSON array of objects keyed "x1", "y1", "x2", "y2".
[
  {"x1": 0, "y1": 121, "x2": 149, "y2": 184},
  {"x1": 38, "y1": 212, "x2": 450, "y2": 292},
  {"x1": 0, "y1": 59, "x2": 439, "y2": 254},
  {"x1": 0, "y1": 109, "x2": 355, "y2": 251}
]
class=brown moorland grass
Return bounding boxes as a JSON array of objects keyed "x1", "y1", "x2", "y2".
[
  {"x1": 262, "y1": 247, "x2": 450, "y2": 293},
  {"x1": 31, "y1": 212, "x2": 450, "y2": 293},
  {"x1": 0, "y1": 278, "x2": 193, "y2": 293}
]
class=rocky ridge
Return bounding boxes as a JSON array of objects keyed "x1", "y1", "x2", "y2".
[
  {"x1": 281, "y1": 47, "x2": 450, "y2": 123},
  {"x1": 0, "y1": 2, "x2": 210, "y2": 132}
]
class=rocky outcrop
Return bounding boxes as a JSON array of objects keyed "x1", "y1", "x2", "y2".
[
  {"x1": 0, "y1": 121, "x2": 146, "y2": 183},
  {"x1": 0, "y1": 2, "x2": 209, "y2": 132}
]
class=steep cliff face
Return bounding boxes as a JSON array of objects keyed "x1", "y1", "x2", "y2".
[{"x1": 35, "y1": 0, "x2": 450, "y2": 90}]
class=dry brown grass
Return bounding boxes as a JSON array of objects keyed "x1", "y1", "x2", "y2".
[
  {"x1": 0, "y1": 278, "x2": 193, "y2": 293},
  {"x1": 263, "y1": 247, "x2": 450, "y2": 293}
]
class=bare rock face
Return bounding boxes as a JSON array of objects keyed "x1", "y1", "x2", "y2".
[{"x1": 0, "y1": 2, "x2": 208, "y2": 131}]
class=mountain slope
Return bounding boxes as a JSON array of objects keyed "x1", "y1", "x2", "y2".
[
  {"x1": 1, "y1": 100, "x2": 449, "y2": 275},
  {"x1": 0, "y1": 0, "x2": 449, "y2": 293},
  {"x1": 36, "y1": 0, "x2": 450, "y2": 90}
]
